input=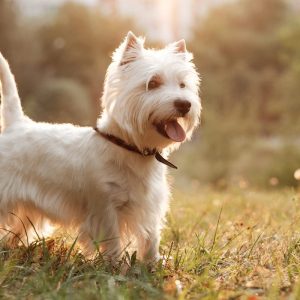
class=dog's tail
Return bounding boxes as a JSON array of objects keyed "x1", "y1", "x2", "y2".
[{"x1": 0, "y1": 52, "x2": 24, "y2": 132}]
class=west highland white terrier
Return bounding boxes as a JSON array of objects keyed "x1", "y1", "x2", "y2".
[{"x1": 0, "y1": 32, "x2": 201, "y2": 261}]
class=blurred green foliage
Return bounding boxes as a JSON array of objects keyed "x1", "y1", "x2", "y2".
[
  {"x1": 26, "y1": 78, "x2": 92, "y2": 125},
  {"x1": 0, "y1": 0, "x2": 134, "y2": 124},
  {"x1": 38, "y1": 3, "x2": 135, "y2": 117},
  {"x1": 192, "y1": 0, "x2": 297, "y2": 135},
  {"x1": 179, "y1": 0, "x2": 300, "y2": 188},
  {"x1": 0, "y1": 0, "x2": 299, "y2": 188}
]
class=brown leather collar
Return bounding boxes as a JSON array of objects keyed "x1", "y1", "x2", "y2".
[{"x1": 93, "y1": 127, "x2": 177, "y2": 169}]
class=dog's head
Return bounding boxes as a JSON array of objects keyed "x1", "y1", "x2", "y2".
[{"x1": 101, "y1": 32, "x2": 201, "y2": 152}]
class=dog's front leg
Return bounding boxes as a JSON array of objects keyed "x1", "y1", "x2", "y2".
[
  {"x1": 79, "y1": 206, "x2": 121, "y2": 261},
  {"x1": 138, "y1": 228, "x2": 161, "y2": 263}
]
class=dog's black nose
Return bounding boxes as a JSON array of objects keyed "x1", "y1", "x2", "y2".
[{"x1": 174, "y1": 100, "x2": 191, "y2": 116}]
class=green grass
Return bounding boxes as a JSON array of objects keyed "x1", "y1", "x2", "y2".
[{"x1": 1, "y1": 187, "x2": 300, "y2": 299}]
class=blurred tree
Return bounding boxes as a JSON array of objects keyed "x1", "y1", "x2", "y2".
[
  {"x1": 191, "y1": 0, "x2": 287, "y2": 132},
  {"x1": 25, "y1": 78, "x2": 92, "y2": 125},
  {"x1": 184, "y1": 0, "x2": 300, "y2": 186},
  {"x1": 38, "y1": 3, "x2": 135, "y2": 122},
  {"x1": 0, "y1": 0, "x2": 41, "y2": 100},
  {"x1": 0, "y1": 0, "x2": 19, "y2": 59},
  {"x1": 276, "y1": 16, "x2": 300, "y2": 134}
]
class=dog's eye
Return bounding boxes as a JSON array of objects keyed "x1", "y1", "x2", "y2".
[
  {"x1": 148, "y1": 79, "x2": 161, "y2": 90},
  {"x1": 180, "y1": 83, "x2": 185, "y2": 89}
]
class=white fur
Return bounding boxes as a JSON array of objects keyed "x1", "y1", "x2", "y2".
[{"x1": 0, "y1": 32, "x2": 201, "y2": 261}]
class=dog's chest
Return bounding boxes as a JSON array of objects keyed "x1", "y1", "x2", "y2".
[{"x1": 104, "y1": 166, "x2": 165, "y2": 210}]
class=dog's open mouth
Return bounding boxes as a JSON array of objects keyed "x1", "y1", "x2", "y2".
[{"x1": 155, "y1": 119, "x2": 186, "y2": 142}]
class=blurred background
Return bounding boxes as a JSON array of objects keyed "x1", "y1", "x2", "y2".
[{"x1": 0, "y1": 0, "x2": 299, "y2": 189}]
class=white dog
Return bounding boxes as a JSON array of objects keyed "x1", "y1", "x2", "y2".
[{"x1": 0, "y1": 32, "x2": 201, "y2": 261}]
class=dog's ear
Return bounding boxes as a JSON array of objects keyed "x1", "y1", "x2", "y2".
[
  {"x1": 117, "y1": 31, "x2": 144, "y2": 66},
  {"x1": 124, "y1": 32, "x2": 142, "y2": 52},
  {"x1": 173, "y1": 39, "x2": 187, "y2": 53},
  {"x1": 169, "y1": 39, "x2": 193, "y2": 61}
]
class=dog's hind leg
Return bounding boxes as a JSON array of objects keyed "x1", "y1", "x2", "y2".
[
  {"x1": 0, "y1": 53, "x2": 24, "y2": 132},
  {"x1": 0, "y1": 203, "x2": 46, "y2": 247}
]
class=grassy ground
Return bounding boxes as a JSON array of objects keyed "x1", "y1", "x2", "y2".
[{"x1": 0, "y1": 187, "x2": 300, "y2": 299}]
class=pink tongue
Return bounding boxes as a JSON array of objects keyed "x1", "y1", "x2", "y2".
[{"x1": 165, "y1": 120, "x2": 186, "y2": 142}]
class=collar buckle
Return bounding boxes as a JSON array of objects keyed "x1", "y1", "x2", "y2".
[{"x1": 142, "y1": 149, "x2": 150, "y2": 156}]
